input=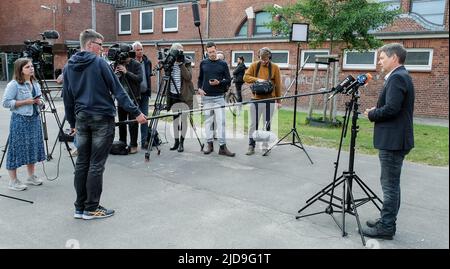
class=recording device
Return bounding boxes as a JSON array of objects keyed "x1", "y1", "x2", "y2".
[
  {"x1": 107, "y1": 43, "x2": 136, "y2": 65},
  {"x1": 192, "y1": 1, "x2": 201, "y2": 27},
  {"x1": 34, "y1": 95, "x2": 41, "y2": 99},
  {"x1": 22, "y1": 30, "x2": 59, "y2": 64},
  {"x1": 328, "y1": 73, "x2": 372, "y2": 100},
  {"x1": 157, "y1": 48, "x2": 192, "y2": 76}
]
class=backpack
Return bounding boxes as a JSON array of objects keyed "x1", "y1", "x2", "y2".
[{"x1": 110, "y1": 141, "x2": 129, "y2": 155}]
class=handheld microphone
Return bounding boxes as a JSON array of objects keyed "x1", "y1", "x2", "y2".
[
  {"x1": 327, "y1": 75, "x2": 355, "y2": 100},
  {"x1": 192, "y1": 1, "x2": 201, "y2": 27}
]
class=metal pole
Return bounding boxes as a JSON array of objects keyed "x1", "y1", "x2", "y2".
[{"x1": 91, "y1": 0, "x2": 96, "y2": 30}]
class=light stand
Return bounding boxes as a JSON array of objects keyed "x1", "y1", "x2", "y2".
[
  {"x1": 295, "y1": 87, "x2": 383, "y2": 246},
  {"x1": 263, "y1": 23, "x2": 312, "y2": 164}
]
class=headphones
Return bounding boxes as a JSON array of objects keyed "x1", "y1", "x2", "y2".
[{"x1": 259, "y1": 47, "x2": 272, "y2": 60}]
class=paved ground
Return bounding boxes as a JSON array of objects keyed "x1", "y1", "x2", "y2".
[{"x1": 0, "y1": 82, "x2": 448, "y2": 249}]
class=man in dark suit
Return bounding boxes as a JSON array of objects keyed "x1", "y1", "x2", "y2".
[{"x1": 362, "y1": 43, "x2": 415, "y2": 240}]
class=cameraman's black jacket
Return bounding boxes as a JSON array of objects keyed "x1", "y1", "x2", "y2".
[{"x1": 119, "y1": 58, "x2": 143, "y2": 104}]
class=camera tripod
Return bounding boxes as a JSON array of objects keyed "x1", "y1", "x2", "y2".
[
  {"x1": 295, "y1": 88, "x2": 382, "y2": 246},
  {"x1": 37, "y1": 67, "x2": 75, "y2": 168},
  {"x1": 145, "y1": 65, "x2": 204, "y2": 162}
]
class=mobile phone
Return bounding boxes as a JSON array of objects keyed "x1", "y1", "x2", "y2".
[
  {"x1": 34, "y1": 95, "x2": 41, "y2": 99},
  {"x1": 209, "y1": 79, "x2": 215, "y2": 82}
]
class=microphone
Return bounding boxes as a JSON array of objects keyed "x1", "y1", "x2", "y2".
[
  {"x1": 328, "y1": 73, "x2": 372, "y2": 100},
  {"x1": 355, "y1": 73, "x2": 372, "y2": 87},
  {"x1": 192, "y1": 1, "x2": 201, "y2": 27}
]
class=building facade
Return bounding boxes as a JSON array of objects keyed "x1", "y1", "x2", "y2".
[{"x1": 0, "y1": 0, "x2": 448, "y2": 118}]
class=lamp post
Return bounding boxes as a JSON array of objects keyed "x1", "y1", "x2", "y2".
[{"x1": 40, "y1": 5, "x2": 57, "y2": 30}]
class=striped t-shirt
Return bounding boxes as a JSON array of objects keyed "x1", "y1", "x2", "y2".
[{"x1": 170, "y1": 64, "x2": 182, "y2": 95}]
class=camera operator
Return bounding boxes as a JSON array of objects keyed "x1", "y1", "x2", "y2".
[
  {"x1": 197, "y1": 42, "x2": 235, "y2": 157},
  {"x1": 165, "y1": 43, "x2": 194, "y2": 153},
  {"x1": 114, "y1": 44, "x2": 143, "y2": 154},
  {"x1": 63, "y1": 29, "x2": 146, "y2": 220},
  {"x1": 132, "y1": 41, "x2": 153, "y2": 150},
  {"x1": 243, "y1": 47, "x2": 282, "y2": 156}
]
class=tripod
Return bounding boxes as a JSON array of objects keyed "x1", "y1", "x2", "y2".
[
  {"x1": 263, "y1": 43, "x2": 313, "y2": 164},
  {"x1": 295, "y1": 88, "x2": 382, "y2": 246},
  {"x1": 145, "y1": 64, "x2": 204, "y2": 162},
  {"x1": 1, "y1": 136, "x2": 33, "y2": 203},
  {"x1": 35, "y1": 63, "x2": 75, "y2": 167}
]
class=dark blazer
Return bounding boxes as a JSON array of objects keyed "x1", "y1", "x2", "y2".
[{"x1": 368, "y1": 66, "x2": 415, "y2": 151}]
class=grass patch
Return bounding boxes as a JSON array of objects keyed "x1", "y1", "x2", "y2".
[
  {"x1": 276, "y1": 110, "x2": 448, "y2": 167},
  {"x1": 153, "y1": 107, "x2": 448, "y2": 166}
]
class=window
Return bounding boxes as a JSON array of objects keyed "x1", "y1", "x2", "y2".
[
  {"x1": 254, "y1": 12, "x2": 272, "y2": 36},
  {"x1": 232, "y1": 51, "x2": 254, "y2": 67},
  {"x1": 140, "y1": 10, "x2": 154, "y2": 33},
  {"x1": 184, "y1": 51, "x2": 196, "y2": 67},
  {"x1": 271, "y1": 50, "x2": 289, "y2": 68},
  {"x1": 236, "y1": 20, "x2": 248, "y2": 37},
  {"x1": 163, "y1": 7, "x2": 178, "y2": 32},
  {"x1": 411, "y1": 0, "x2": 446, "y2": 25},
  {"x1": 376, "y1": 0, "x2": 401, "y2": 11},
  {"x1": 119, "y1": 12, "x2": 131, "y2": 34},
  {"x1": 404, "y1": 48, "x2": 433, "y2": 71},
  {"x1": 301, "y1": 50, "x2": 331, "y2": 69},
  {"x1": 343, "y1": 50, "x2": 377, "y2": 70}
]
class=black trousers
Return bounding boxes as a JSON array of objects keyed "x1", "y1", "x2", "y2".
[{"x1": 118, "y1": 105, "x2": 139, "y2": 147}]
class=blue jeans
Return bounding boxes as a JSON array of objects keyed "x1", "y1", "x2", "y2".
[
  {"x1": 74, "y1": 112, "x2": 115, "y2": 212},
  {"x1": 138, "y1": 94, "x2": 149, "y2": 146},
  {"x1": 378, "y1": 149, "x2": 410, "y2": 232}
]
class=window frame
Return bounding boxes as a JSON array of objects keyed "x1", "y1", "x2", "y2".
[
  {"x1": 404, "y1": 48, "x2": 433, "y2": 72},
  {"x1": 254, "y1": 11, "x2": 273, "y2": 36},
  {"x1": 343, "y1": 50, "x2": 377, "y2": 71},
  {"x1": 411, "y1": 0, "x2": 446, "y2": 25},
  {"x1": 163, "y1": 7, "x2": 179, "y2": 32},
  {"x1": 231, "y1": 51, "x2": 254, "y2": 67},
  {"x1": 140, "y1": 9, "x2": 154, "y2": 34},
  {"x1": 301, "y1": 49, "x2": 331, "y2": 70},
  {"x1": 270, "y1": 50, "x2": 290, "y2": 68},
  {"x1": 118, "y1": 12, "x2": 132, "y2": 35}
]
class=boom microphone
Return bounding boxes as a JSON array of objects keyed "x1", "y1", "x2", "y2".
[{"x1": 192, "y1": 1, "x2": 201, "y2": 27}]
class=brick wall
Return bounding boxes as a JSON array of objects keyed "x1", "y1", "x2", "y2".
[{"x1": 0, "y1": 0, "x2": 448, "y2": 118}]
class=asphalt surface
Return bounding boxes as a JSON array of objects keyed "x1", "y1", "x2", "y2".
[{"x1": 0, "y1": 81, "x2": 448, "y2": 249}]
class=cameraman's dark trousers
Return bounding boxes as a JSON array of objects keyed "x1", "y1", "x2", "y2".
[
  {"x1": 118, "y1": 106, "x2": 139, "y2": 148},
  {"x1": 74, "y1": 111, "x2": 115, "y2": 212}
]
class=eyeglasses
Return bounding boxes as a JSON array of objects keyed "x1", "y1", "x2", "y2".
[{"x1": 92, "y1": 41, "x2": 103, "y2": 47}]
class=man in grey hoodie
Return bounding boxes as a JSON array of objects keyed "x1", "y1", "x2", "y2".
[{"x1": 63, "y1": 29, "x2": 147, "y2": 220}]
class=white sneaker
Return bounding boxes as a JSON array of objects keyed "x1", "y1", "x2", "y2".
[
  {"x1": 26, "y1": 175, "x2": 43, "y2": 186},
  {"x1": 8, "y1": 179, "x2": 28, "y2": 191}
]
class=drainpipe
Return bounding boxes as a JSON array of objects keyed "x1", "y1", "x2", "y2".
[
  {"x1": 92, "y1": 0, "x2": 96, "y2": 30},
  {"x1": 206, "y1": 0, "x2": 210, "y2": 38}
]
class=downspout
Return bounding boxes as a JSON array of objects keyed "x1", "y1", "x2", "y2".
[{"x1": 206, "y1": 0, "x2": 210, "y2": 38}]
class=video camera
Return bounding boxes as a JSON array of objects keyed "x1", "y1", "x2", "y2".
[
  {"x1": 157, "y1": 48, "x2": 190, "y2": 76},
  {"x1": 107, "y1": 43, "x2": 136, "y2": 65},
  {"x1": 22, "y1": 30, "x2": 59, "y2": 63}
]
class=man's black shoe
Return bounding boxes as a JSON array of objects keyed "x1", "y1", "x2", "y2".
[{"x1": 360, "y1": 225, "x2": 394, "y2": 240}]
